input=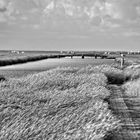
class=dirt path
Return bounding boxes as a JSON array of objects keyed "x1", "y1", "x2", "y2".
[{"x1": 106, "y1": 85, "x2": 139, "y2": 140}]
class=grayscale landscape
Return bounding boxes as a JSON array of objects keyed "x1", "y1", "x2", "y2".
[{"x1": 0, "y1": 0, "x2": 140, "y2": 140}]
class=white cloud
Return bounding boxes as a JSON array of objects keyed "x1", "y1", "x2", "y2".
[
  {"x1": 0, "y1": 0, "x2": 15, "y2": 23},
  {"x1": 0, "y1": 0, "x2": 7, "y2": 22},
  {"x1": 123, "y1": 31, "x2": 140, "y2": 37},
  {"x1": 0, "y1": 0, "x2": 6, "y2": 10},
  {"x1": 20, "y1": 16, "x2": 28, "y2": 21},
  {"x1": 44, "y1": 1, "x2": 54, "y2": 13},
  {"x1": 0, "y1": 0, "x2": 140, "y2": 31},
  {"x1": 0, "y1": 13, "x2": 6, "y2": 22},
  {"x1": 107, "y1": 0, "x2": 140, "y2": 20},
  {"x1": 6, "y1": 2, "x2": 14, "y2": 16},
  {"x1": 32, "y1": 24, "x2": 40, "y2": 29},
  {"x1": 136, "y1": 6, "x2": 140, "y2": 15},
  {"x1": 104, "y1": 2, "x2": 122, "y2": 19}
]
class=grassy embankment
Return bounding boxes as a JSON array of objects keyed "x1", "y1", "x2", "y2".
[
  {"x1": 107, "y1": 63, "x2": 140, "y2": 139},
  {"x1": 0, "y1": 53, "x2": 66, "y2": 66},
  {"x1": 122, "y1": 65, "x2": 140, "y2": 129},
  {"x1": 0, "y1": 65, "x2": 122, "y2": 140}
]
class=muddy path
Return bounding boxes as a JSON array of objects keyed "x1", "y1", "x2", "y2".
[{"x1": 105, "y1": 85, "x2": 140, "y2": 140}]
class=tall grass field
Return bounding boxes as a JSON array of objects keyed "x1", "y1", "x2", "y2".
[
  {"x1": 1, "y1": 60, "x2": 140, "y2": 140},
  {"x1": 0, "y1": 65, "x2": 122, "y2": 140}
]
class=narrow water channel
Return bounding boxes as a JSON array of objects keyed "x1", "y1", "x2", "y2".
[{"x1": 0, "y1": 58, "x2": 114, "y2": 70}]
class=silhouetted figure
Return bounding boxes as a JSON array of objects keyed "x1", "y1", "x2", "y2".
[
  {"x1": 82, "y1": 55, "x2": 84, "y2": 59},
  {"x1": 95, "y1": 54, "x2": 97, "y2": 59}
]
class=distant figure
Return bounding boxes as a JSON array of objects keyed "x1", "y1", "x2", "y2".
[
  {"x1": 95, "y1": 54, "x2": 97, "y2": 59},
  {"x1": 82, "y1": 55, "x2": 84, "y2": 59},
  {"x1": 120, "y1": 54, "x2": 125, "y2": 68}
]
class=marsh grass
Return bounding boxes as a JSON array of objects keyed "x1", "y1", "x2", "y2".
[
  {"x1": 0, "y1": 70, "x2": 44, "y2": 78},
  {"x1": 122, "y1": 70, "x2": 140, "y2": 129},
  {"x1": 105, "y1": 72, "x2": 130, "y2": 85},
  {"x1": 0, "y1": 55, "x2": 48, "y2": 66},
  {"x1": 0, "y1": 65, "x2": 121, "y2": 140},
  {"x1": 0, "y1": 54, "x2": 66, "y2": 66},
  {"x1": 0, "y1": 75, "x2": 6, "y2": 81},
  {"x1": 77, "y1": 64, "x2": 130, "y2": 85},
  {"x1": 123, "y1": 78, "x2": 140, "y2": 98},
  {"x1": 124, "y1": 65, "x2": 140, "y2": 81}
]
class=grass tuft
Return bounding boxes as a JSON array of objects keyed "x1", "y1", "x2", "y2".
[
  {"x1": 105, "y1": 72, "x2": 130, "y2": 85},
  {"x1": 124, "y1": 65, "x2": 140, "y2": 81},
  {"x1": 123, "y1": 78, "x2": 140, "y2": 97},
  {"x1": 0, "y1": 75, "x2": 6, "y2": 81}
]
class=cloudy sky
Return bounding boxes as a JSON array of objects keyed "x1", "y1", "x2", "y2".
[{"x1": 0, "y1": 0, "x2": 140, "y2": 51}]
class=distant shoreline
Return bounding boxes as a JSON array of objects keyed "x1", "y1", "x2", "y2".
[
  {"x1": 0, "y1": 54, "x2": 66, "y2": 67},
  {"x1": 0, "y1": 53, "x2": 115, "y2": 67}
]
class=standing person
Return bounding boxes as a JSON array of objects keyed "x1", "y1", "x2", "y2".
[{"x1": 120, "y1": 53, "x2": 125, "y2": 68}]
